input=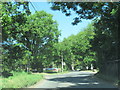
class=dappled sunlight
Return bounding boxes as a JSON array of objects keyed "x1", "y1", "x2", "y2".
[
  {"x1": 78, "y1": 82, "x2": 99, "y2": 85},
  {"x1": 31, "y1": 71, "x2": 116, "y2": 88},
  {"x1": 57, "y1": 81, "x2": 100, "y2": 88},
  {"x1": 92, "y1": 82, "x2": 99, "y2": 85},
  {"x1": 58, "y1": 82, "x2": 76, "y2": 88},
  {"x1": 44, "y1": 71, "x2": 115, "y2": 88},
  {"x1": 70, "y1": 74, "x2": 90, "y2": 77},
  {"x1": 2, "y1": 2, "x2": 119, "y2": 89},
  {"x1": 47, "y1": 74, "x2": 100, "y2": 87}
]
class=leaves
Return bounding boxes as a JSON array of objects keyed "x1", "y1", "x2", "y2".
[
  {"x1": 50, "y1": 2, "x2": 119, "y2": 25},
  {"x1": 2, "y1": 3, "x2": 60, "y2": 72},
  {"x1": 53, "y1": 23, "x2": 96, "y2": 70}
]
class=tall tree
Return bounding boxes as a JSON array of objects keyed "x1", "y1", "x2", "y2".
[
  {"x1": 1, "y1": 2, "x2": 31, "y2": 72},
  {"x1": 54, "y1": 23, "x2": 96, "y2": 71},
  {"x1": 50, "y1": 2, "x2": 120, "y2": 72},
  {"x1": 19, "y1": 11, "x2": 60, "y2": 72}
]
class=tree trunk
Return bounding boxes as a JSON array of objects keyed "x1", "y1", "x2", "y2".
[{"x1": 71, "y1": 62, "x2": 75, "y2": 71}]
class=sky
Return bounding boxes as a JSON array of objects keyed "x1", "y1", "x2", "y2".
[{"x1": 29, "y1": 2, "x2": 92, "y2": 41}]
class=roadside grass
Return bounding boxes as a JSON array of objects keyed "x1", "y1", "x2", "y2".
[
  {"x1": 0, "y1": 76, "x2": 2, "y2": 89},
  {"x1": 1, "y1": 71, "x2": 43, "y2": 89}
]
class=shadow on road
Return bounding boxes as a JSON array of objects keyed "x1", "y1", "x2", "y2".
[{"x1": 47, "y1": 74, "x2": 116, "y2": 88}]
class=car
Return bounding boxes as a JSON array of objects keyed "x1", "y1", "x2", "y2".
[{"x1": 44, "y1": 68, "x2": 61, "y2": 73}]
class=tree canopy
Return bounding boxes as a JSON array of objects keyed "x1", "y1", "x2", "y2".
[
  {"x1": 53, "y1": 23, "x2": 96, "y2": 71},
  {"x1": 1, "y1": 2, "x2": 119, "y2": 79},
  {"x1": 50, "y1": 2, "x2": 120, "y2": 73},
  {"x1": 1, "y1": 2, "x2": 60, "y2": 73}
]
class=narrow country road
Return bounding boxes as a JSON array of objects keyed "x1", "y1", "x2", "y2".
[{"x1": 29, "y1": 71, "x2": 117, "y2": 88}]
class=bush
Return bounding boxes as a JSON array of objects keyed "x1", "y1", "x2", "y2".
[{"x1": 2, "y1": 71, "x2": 13, "y2": 78}]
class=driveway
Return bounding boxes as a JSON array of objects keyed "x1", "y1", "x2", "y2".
[{"x1": 28, "y1": 71, "x2": 117, "y2": 88}]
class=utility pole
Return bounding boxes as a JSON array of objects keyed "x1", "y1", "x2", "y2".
[{"x1": 61, "y1": 54, "x2": 63, "y2": 72}]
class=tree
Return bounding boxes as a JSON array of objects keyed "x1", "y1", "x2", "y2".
[
  {"x1": 1, "y1": 2, "x2": 61, "y2": 73},
  {"x1": 50, "y1": 2, "x2": 120, "y2": 72},
  {"x1": 50, "y1": 2, "x2": 119, "y2": 24},
  {"x1": 90, "y1": 5, "x2": 120, "y2": 73},
  {"x1": 54, "y1": 23, "x2": 96, "y2": 71},
  {"x1": 19, "y1": 11, "x2": 60, "y2": 72},
  {"x1": 72, "y1": 24, "x2": 96, "y2": 70},
  {"x1": 1, "y1": 2, "x2": 31, "y2": 73}
]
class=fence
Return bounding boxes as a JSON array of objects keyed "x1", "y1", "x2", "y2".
[{"x1": 101, "y1": 59, "x2": 120, "y2": 81}]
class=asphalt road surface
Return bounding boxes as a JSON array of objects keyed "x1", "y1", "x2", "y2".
[{"x1": 29, "y1": 71, "x2": 117, "y2": 88}]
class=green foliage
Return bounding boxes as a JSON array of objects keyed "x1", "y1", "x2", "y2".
[
  {"x1": 2, "y1": 2, "x2": 31, "y2": 72},
  {"x1": 53, "y1": 23, "x2": 96, "y2": 70},
  {"x1": 91, "y1": 6, "x2": 120, "y2": 73},
  {"x1": 1, "y1": 72, "x2": 43, "y2": 88},
  {"x1": 2, "y1": 2, "x2": 60, "y2": 73},
  {"x1": 2, "y1": 2, "x2": 119, "y2": 82},
  {"x1": 19, "y1": 11, "x2": 60, "y2": 71},
  {"x1": 50, "y1": 2, "x2": 120, "y2": 74},
  {"x1": 50, "y1": 2, "x2": 119, "y2": 25}
]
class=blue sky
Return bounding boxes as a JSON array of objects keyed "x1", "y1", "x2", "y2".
[{"x1": 29, "y1": 2, "x2": 92, "y2": 41}]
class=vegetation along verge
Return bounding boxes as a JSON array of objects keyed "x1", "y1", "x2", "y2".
[{"x1": 1, "y1": 71, "x2": 43, "y2": 89}]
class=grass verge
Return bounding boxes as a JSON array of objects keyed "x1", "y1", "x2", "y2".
[{"x1": 1, "y1": 71, "x2": 43, "y2": 89}]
